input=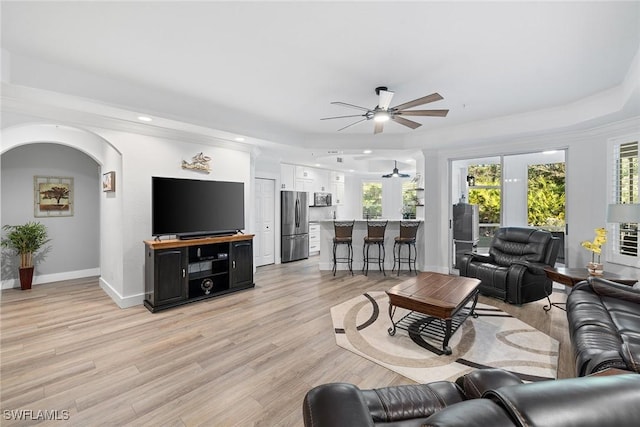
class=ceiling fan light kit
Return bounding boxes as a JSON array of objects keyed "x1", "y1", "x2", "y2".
[{"x1": 321, "y1": 86, "x2": 449, "y2": 134}]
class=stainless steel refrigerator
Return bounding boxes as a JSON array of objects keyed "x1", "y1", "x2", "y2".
[
  {"x1": 281, "y1": 191, "x2": 309, "y2": 262},
  {"x1": 453, "y1": 203, "x2": 479, "y2": 269}
]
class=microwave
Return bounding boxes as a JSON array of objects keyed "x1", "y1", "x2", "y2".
[{"x1": 313, "y1": 192, "x2": 332, "y2": 207}]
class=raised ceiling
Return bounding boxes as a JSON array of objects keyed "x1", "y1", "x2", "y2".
[{"x1": 2, "y1": 1, "x2": 640, "y2": 167}]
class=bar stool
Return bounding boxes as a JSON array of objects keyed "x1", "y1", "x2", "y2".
[
  {"x1": 393, "y1": 221, "x2": 421, "y2": 275},
  {"x1": 362, "y1": 220, "x2": 388, "y2": 276},
  {"x1": 332, "y1": 220, "x2": 355, "y2": 276}
]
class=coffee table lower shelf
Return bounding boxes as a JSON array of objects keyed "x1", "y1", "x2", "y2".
[{"x1": 387, "y1": 300, "x2": 478, "y2": 356}]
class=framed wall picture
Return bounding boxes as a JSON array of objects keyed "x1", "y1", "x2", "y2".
[
  {"x1": 102, "y1": 171, "x2": 116, "y2": 192},
  {"x1": 34, "y1": 176, "x2": 74, "y2": 217}
]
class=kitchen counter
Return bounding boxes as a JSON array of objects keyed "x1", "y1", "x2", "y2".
[{"x1": 318, "y1": 219, "x2": 424, "y2": 272}]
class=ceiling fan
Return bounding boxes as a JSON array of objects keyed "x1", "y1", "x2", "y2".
[
  {"x1": 321, "y1": 86, "x2": 449, "y2": 134},
  {"x1": 382, "y1": 161, "x2": 410, "y2": 178}
]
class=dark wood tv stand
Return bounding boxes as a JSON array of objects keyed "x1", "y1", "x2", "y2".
[{"x1": 144, "y1": 234, "x2": 254, "y2": 312}]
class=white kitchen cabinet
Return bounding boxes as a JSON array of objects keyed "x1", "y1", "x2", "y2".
[
  {"x1": 330, "y1": 171, "x2": 345, "y2": 183},
  {"x1": 316, "y1": 170, "x2": 330, "y2": 193},
  {"x1": 309, "y1": 222, "x2": 321, "y2": 254},
  {"x1": 281, "y1": 164, "x2": 296, "y2": 190},
  {"x1": 331, "y1": 182, "x2": 345, "y2": 205},
  {"x1": 330, "y1": 171, "x2": 345, "y2": 205}
]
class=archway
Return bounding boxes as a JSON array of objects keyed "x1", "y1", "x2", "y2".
[{"x1": 1, "y1": 123, "x2": 124, "y2": 301}]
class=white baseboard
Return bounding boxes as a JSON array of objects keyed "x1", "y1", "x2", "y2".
[
  {"x1": 99, "y1": 277, "x2": 145, "y2": 309},
  {"x1": 1, "y1": 268, "x2": 101, "y2": 290}
]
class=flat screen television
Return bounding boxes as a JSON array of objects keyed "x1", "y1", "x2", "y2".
[{"x1": 152, "y1": 176, "x2": 245, "y2": 238}]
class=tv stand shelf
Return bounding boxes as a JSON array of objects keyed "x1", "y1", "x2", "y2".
[{"x1": 144, "y1": 234, "x2": 254, "y2": 312}]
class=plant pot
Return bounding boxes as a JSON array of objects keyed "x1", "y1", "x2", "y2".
[
  {"x1": 587, "y1": 262, "x2": 604, "y2": 276},
  {"x1": 18, "y1": 266, "x2": 34, "y2": 290}
]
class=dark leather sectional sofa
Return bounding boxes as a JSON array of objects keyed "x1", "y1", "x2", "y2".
[
  {"x1": 303, "y1": 368, "x2": 640, "y2": 427},
  {"x1": 567, "y1": 276, "x2": 640, "y2": 376}
]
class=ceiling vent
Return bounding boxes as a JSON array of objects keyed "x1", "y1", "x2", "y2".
[{"x1": 336, "y1": 157, "x2": 343, "y2": 163}]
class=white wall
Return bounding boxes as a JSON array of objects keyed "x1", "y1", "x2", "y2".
[
  {"x1": 95, "y1": 129, "x2": 252, "y2": 306},
  {"x1": 1, "y1": 143, "x2": 100, "y2": 286},
  {"x1": 1, "y1": 123, "x2": 123, "y2": 293},
  {"x1": 1, "y1": 121, "x2": 252, "y2": 307},
  {"x1": 423, "y1": 116, "x2": 640, "y2": 276}
]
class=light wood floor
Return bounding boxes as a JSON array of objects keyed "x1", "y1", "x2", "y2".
[{"x1": 0, "y1": 258, "x2": 572, "y2": 426}]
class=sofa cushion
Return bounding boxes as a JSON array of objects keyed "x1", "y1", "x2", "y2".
[
  {"x1": 489, "y1": 228, "x2": 552, "y2": 266},
  {"x1": 567, "y1": 278, "x2": 640, "y2": 375},
  {"x1": 361, "y1": 381, "x2": 464, "y2": 423},
  {"x1": 421, "y1": 399, "x2": 515, "y2": 427}
]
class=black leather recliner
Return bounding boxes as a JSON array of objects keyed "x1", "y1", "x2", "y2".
[
  {"x1": 303, "y1": 368, "x2": 640, "y2": 427},
  {"x1": 458, "y1": 227, "x2": 559, "y2": 305}
]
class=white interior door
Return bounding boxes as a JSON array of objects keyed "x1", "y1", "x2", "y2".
[{"x1": 255, "y1": 178, "x2": 275, "y2": 266}]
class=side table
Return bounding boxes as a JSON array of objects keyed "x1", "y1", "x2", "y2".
[{"x1": 542, "y1": 267, "x2": 637, "y2": 311}]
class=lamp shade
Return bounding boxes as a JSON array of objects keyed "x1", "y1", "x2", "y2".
[{"x1": 606, "y1": 203, "x2": 640, "y2": 223}]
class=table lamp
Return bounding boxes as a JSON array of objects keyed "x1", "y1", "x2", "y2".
[{"x1": 607, "y1": 203, "x2": 640, "y2": 223}]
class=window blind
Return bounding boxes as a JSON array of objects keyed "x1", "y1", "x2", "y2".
[{"x1": 611, "y1": 140, "x2": 639, "y2": 260}]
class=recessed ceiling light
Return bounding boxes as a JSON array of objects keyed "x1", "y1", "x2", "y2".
[
  {"x1": 137, "y1": 116, "x2": 152, "y2": 122},
  {"x1": 349, "y1": 169, "x2": 355, "y2": 172},
  {"x1": 235, "y1": 137, "x2": 245, "y2": 142},
  {"x1": 315, "y1": 163, "x2": 321, "y2": 167},
  {"x1": 363, "y1": 150, "x2": 372, "y2": 154}
]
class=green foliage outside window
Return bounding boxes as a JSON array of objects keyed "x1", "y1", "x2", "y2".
[
  {"x1": 402, "y1": 181, "x2": 418, "y2": 219},
  {"x1": 527, "y1": 163, "x2": 565, "y2": 231},
  {"x1": 362, "y1": 182, "x2": 382, "y2": 219},
  {"x1": 467, "y1": 164, "x2": 501, "y2": 225}
]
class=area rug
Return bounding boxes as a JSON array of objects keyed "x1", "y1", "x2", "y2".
[{"x1": 331, "y1": 291, "x2": 559, "y2": 383}]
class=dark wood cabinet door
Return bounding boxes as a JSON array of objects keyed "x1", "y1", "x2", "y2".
[
  {"x1": 155, "y1": 249, "x2": 187, "y2": 304},
  {"x1": 231, "y1": 240, "x2": 253, "y2": 288}
]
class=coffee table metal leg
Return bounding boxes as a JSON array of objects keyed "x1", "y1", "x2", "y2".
[
  {"x1": 442, "y1": 318, "x2": 453, "y2": 355},
  {"x1": 388, "y1": 304, "x2": 397, "y2": 336},
  {"x1": 469, "y1": 291, "x2": 479, "y2": 319}
]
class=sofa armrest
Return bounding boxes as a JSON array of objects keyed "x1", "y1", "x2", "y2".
[
  {"x1": 589, "y1": 277, "x2": 640, "y2": 304},
  {"x1": 484, "y1": 374, "x2": 640, "y2": 427},
  {"x1": 303, "y1": 383, "x2": 374, "y2": 427},
  {"x1": 463, "y1": 252, "x2": 492, "y2": 263},
  {"x1": 455, "y1": 368, "x2": 523, "y2": 399},
  {"x1": 510, "y1": 260, "x2": 548, "y2": 275}
]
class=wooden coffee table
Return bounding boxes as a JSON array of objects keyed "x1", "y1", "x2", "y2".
[{"x1": 386, "y1": 272, "x2": 481, "y2": 355}]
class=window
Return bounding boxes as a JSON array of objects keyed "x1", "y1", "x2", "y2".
[
  {"x1": 402, "y1": 180, "x2": 418, "y2": 219},
  {"x1": 608, "y1": 137, "x2": 640, "y2": 266},
  {"x1": 362, "y1": 182, "x2": 382, "y2": 219},
  {"x1": 467, "y1": 164, "x2": 501, "y2": 247},
  {"x1": 527, "y1": 162, "x2": 565, "y2": 232}
]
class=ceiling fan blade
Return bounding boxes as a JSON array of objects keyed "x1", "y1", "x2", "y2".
[
  {"x1": 337, "y1": 118, "x2": 367, "y2": 132},
  {"x1": 396, "y1": 109, "x2": 449, "y2": 117},
  {"x1": 320, "y1": 114, "x2": 366, "y2": 120},
  {"x1": 391, "y1": 115, "x2": 422, "y2": 129},
  {"x1": 330, "y1": 101, "x2": 371, "y2": 112},
  {"x1": 373, "y1": 121, "x2": 384, "y2": 134},
  {"x1": 392, "y1": 93, "x2": 443, "y2": 111},
  {"x1": 378, "y1": 89, "x2": 394, "y2": 110}
]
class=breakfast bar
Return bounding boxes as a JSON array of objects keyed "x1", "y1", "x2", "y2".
[{"x1": 317, "y1": 219, "x2": 424, "y2": 272}]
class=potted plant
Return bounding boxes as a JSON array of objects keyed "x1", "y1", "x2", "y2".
[
  {"x1": 1, "y1": 221, "x2": 51, "y2": 290},
  {"x1": 581, "y1": 227, "x2": 607, "y2": 275}
]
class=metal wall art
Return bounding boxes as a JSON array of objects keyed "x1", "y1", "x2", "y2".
[{"x1": 182, "y1": 152, "x2": 211, "y2": 174}]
